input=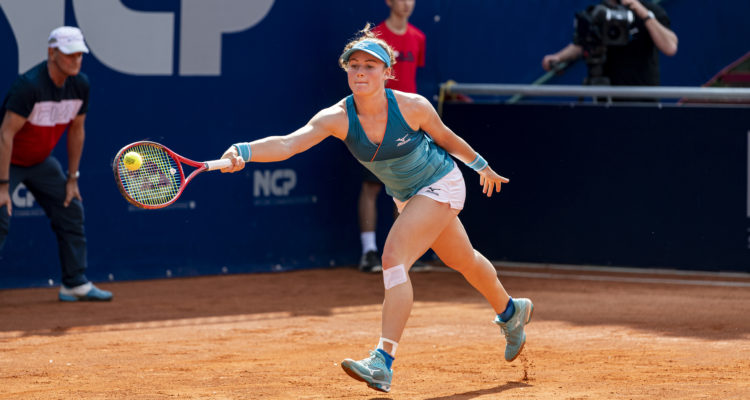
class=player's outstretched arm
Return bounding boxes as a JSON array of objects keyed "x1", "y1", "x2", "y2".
[{"x1": 220, "y1": 104, "x2": 346, "y2": 173}]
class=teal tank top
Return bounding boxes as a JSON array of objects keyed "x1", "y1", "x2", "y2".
[{"x1": 344, "y1": 89, "x2": 455, "y2": 201}]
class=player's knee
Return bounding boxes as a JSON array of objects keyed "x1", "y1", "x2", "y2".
[
  {"x1": 383, "y1": 264, "x2": 408, "y2": 289},
  {"x1": 381, "y1": 252, "x2": 398, "y2": 269}
]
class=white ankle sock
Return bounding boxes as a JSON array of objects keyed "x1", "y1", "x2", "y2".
[{"x1": 361, "y1": 231, "x2": 377, "y2": 254}]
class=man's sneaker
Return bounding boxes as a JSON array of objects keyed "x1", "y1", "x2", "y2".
[
  {"x1": 493, "y1": 298, "x2": 533, "y2": 361},
  {"x1": 59, "y1": 282, "x2": 113, "y2": 302},
  {"x1": 358, "y1": 250, "x2": 382, "y2": 273},
  {"x1": 341, "y1": 350, "x2": 392, "y2": 393}
]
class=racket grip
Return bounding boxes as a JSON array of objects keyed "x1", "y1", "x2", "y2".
[{"x1": 205, "y1": 159, "x2": 233, "y2": 171}]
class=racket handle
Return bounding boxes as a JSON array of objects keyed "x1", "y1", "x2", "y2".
[{"x1": 205, "y1": 159, "x2": 233, "y2": 171}]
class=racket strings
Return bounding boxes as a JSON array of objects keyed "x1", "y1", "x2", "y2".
[{"x1": 117, "y1": 144, "x2": 182, "y2": 206}]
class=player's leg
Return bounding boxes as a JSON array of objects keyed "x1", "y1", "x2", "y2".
[
  {"x1": 342, "y1": 195, "x2": 457, "y2": 392},
  {"x1": 380, "y1": 195, "x2": 458, "y2": 345},
  {"x1": 430, "y1": 217, "x2": 533, "y2": 361},
  {"x1": 430, "y1": 217, "x2": 509, "y2": 311}
]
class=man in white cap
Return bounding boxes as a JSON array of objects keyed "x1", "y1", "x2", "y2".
[{"x1": 0, "y1": 26, "x2": 112, "y2": 301}]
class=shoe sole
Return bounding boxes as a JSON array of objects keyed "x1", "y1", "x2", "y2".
[
  {"x1": 59, "y1": 294, "x2": 113, "y2": 302},
  {"x1": 341, "y1": 360, "x2": 390, "y2": 393},
  {"x1": 506, "y1": 302, "x2": 534, "y2": 362}
]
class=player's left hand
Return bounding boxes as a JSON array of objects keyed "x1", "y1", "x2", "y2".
[
  {"x1": 63, "y1": 180, "x2": 82, "y2": 207},
  {"x1": 477, "y1": 166, "x2": 509, "y2": 198}
]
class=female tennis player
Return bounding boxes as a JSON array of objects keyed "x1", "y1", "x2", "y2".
[{"x1": 219, "y1": 25, "x2": 533, "y2": 393}]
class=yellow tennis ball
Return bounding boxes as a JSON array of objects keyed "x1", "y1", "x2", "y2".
[{"x1": 123, "y1": 151, "x2": 143, "y2": 171}]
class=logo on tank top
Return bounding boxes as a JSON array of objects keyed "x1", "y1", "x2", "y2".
[{"x1": 396, "y1": 133, "x2": 412, "y2": 147}]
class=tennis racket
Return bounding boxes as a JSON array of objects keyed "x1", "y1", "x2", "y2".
[{"x1": 113, "y1": 141, "x2": 232, "y2": 209}]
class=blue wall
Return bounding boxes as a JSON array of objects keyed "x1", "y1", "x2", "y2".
[{"x1": 1, "y1": 1, "x2": 748, "y2": 288}]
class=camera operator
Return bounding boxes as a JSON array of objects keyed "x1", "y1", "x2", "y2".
[{"x1": 542, "y1": 0, "x2": 678, "y2": 87}]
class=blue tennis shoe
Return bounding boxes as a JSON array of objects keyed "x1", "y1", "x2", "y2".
[
  {"x1": 494, "y1": 298, "x2": 533, "y2": 361},
  {"x1": 341, "y1": 350, "x2": 393, "y2": 393},
  {"x1": 59, "y1": 282, "x2": 113, "y2": 302}
]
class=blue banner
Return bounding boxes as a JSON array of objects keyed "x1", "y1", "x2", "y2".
[
  {"x1": 2, "y1": 1, "x2": 749, "y2": 288},
  {"x1": 444, "y1": 103, "x2": 750, "y2": 272}
]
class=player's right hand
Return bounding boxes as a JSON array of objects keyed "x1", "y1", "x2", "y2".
[{"x1": 219, "y1": 146, "x2": 245, "y2": 173}]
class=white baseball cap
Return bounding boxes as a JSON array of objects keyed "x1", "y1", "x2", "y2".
[{"x1": 48, "y1": 26, "x2": 89, "y2": 54}]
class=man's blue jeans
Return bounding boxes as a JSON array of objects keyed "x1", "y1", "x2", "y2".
[{"x1": 0, "y1": 156, "x2": 88, "y2": 287}]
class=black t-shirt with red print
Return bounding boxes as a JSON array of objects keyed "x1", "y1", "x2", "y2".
[{"x1": 1, "y1": 61, "x2": 89, "y2": 166}]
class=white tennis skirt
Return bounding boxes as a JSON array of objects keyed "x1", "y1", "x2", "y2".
[{"x1": 393, "y1": 163, "x2": 465, "y2": 213}]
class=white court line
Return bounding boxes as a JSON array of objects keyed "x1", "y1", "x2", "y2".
[
  {"x1": 423, "y1": 261, "x2": 749, "y2": 287},
  {"x1": 496, "y1": 270, "x2": 750, "y2": 288},
  {"x1": 494, "y1": 261, "x2": 750, "y2": 278}
]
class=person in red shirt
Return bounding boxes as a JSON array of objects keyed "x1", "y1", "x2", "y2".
[
  {"x1": 373, "y1": 0, "x2": 425, "y2": 93},
  {"x1": 357, "y1": 0, "x2": 427, "y2": 273}
]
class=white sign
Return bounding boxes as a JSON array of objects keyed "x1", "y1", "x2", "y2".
[
  {"x1": 1, "y1": 0, "x2": 274, "y2": 76},
  {"x1": 253, "y1": 169, "x2": 297, "y2": 197},
  {"x1": 11, "y1": 183, "x2": 35, "y2": 208}
]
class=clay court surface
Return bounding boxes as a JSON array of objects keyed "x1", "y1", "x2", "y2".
[{"x1": 1, "y1": 263, "x2": 749, "y2": 399}]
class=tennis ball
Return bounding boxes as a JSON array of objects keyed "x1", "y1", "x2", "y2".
[{"x1": 123, "y1": 151, "x2": 143, "y2": 171}]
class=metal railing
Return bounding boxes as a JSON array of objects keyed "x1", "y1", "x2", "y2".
[{"x1": 437, "y1": 82, "x2": 750, "y2": 115}]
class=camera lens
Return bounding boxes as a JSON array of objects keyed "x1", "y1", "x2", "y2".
[{"x1": 607, "y1": 26, "x2": 622, "y2": 41}]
